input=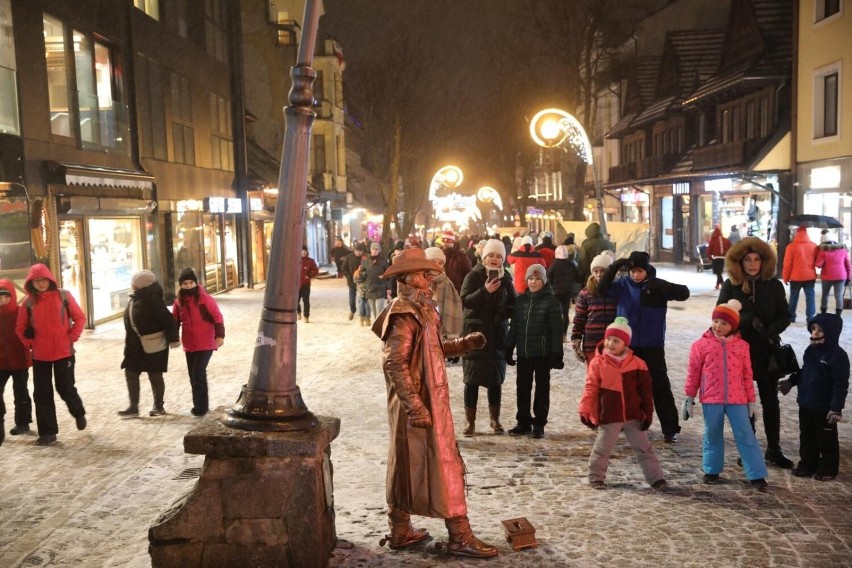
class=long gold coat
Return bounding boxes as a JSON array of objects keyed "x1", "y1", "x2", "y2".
[{"x1": 372, "y1": 284, "x2": 471, "y2": 519}]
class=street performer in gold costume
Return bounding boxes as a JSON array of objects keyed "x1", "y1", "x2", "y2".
[{"x1": 372, "y1": 248, "x2": 498, "y2": 559}]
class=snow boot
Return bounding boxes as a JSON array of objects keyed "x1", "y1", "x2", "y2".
[
  {"x1": 489, "y1": 406, "x2": 504, "y2": 434},
  {"x1": 463, "y1": 407, "x2": 476, "y2": 437}
]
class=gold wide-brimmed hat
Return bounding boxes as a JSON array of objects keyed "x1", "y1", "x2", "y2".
[{"x1": 380, "y1": 248, "x2": 442, "y2": 279}]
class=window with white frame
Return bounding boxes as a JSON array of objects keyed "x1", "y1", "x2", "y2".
[
  {"x1": 815, "y1": 0, "x2": 841, "y2": 22},
  {"x1": 813, "y1": 62, "x2": 841, "y2": 139}
]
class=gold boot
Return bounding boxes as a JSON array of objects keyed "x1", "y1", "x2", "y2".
[
  {"x1": 444, "y1": 515, "x2": 498, "y2": 558},
  {"x1": 488, "y1": 406, "x2": 504, "y2": 434},
  {"x1": 380, "y1": 507, "x2": 429, "y2": 549},
  {"x1": 463, "y1": 407, "x2": 476, "y2": 437}
]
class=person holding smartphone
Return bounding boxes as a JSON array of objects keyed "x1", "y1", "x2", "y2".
[{"x1": 459, "y1": 239, "x2": 516, "y2": 436}]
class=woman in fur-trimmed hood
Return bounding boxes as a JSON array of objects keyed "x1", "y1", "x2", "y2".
[{"x1": 719, "y1": 236, "x2": 794, "y2": 468}]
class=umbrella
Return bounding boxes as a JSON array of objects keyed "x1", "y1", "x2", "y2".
[{"x1": 784, "y1": 214, "x2": 842, "y2": 229}]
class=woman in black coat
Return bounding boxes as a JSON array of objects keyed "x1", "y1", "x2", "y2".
[
  {"x1": 119, "y1": 271, "x2": 180, "y2": 417},
  {"x1": 459, "y1": 240, "x2": 516, "y2": 436},
  {"x1": 718, "y1": 237, "x2": 793, "y2": 468}
]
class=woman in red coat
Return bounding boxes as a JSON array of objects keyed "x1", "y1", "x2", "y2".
[
  {"x1": 172, "y1": 268, "x2": 225, "y2": 416},
  {"x1": 15, "y1": 264, "x2": 87, "y2": 445}
]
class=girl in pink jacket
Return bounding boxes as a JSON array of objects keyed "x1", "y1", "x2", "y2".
[
  {"x1": 683, "y1": 300, "x2": 768, "y2": 489},
  {"x1": 172, "y1": 268, "x2": 225, "y2": 416}
]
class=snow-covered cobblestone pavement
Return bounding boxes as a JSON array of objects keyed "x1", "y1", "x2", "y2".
[{"x1": 1, "y1": 265, "x2": 850, "y2": 567}]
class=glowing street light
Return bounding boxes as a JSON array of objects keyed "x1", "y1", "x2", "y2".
[
  {"x1": 530, "y1": 107, "x2": 606, "y2": 236},
  {"x1": 429, "y1": 165, "x2": 464, "y2": 201}
]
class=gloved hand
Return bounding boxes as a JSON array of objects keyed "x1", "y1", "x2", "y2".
[
  {"x1": 682, "y1": 397, "x2": 694, "y2": 421},
  {"x1": 613, "y1": 258, "x2": 630, "y2": 271},
  {"x1": 579, "y1": 412, "x2": 595, "y2": 429},
  {"x1": 505, "y1": 352, "x2": 516, "y2": 366},
  {"x1": 23, "y1": 326, "x2": 35, "y2": 339},
  {"x1": 169, "y1": 341, "x2": 181, "y2": 349},
  {"x1": 462, "y1": 332, "x2": 487, "y2": 351},
  {"x1": 640, "y1": 418, "x2": 651, "y2": 431},
  {"x1": 827, "y1": 411, "x2": 842, "y2": 425},
  {"x1": 571, "y1": 339, "x2": 585, "y2": 363},
  {"x1": 752, "y1": 316, "x2": 766, "y2": 333},
  {"x1": 747, "y1": 402, "x2": 756, "y2": 418},
  {"x1": 409, "y1": 409, "x2": 432, "y2": 429},
  {"x1": 777, "y1": 379, "x2": 793, "y2": 395},
  {"x1": 550, "y1": 354, "x2": 564, "y2": 370}
]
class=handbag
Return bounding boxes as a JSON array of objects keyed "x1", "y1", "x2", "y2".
[
  {"x1": 128, "y1": 300, "x2": 167, "y2": 354},
  {"x1": 844, "y1": 283, "x2": 852, "y2": 310},
  {"x1": 766, "y1": 338, "x2": 799, "y2": 380}
]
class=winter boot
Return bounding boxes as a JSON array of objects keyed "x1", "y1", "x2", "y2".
[
  {"x1": 765, "y1": 447, "x2": 794, "y2": 469},
  {"x1": 149, "y1": 405, "x2": 166, "y2": 416},
  {"x1": 10, "y1": 424, "x2": 30, "y2": 435},
  {"x1": 304, "y1": 315, "x2": 310, "y2": 323},
  {"x1": 821, "y1": 306, "x2": 828, "y2": 314},
  {"x1": 380, "y1": 507, "x2": 429, "y2": 549},
  {"x1": 463, "y1": 407, "x2": 476, "y2": 437},
  {"x1": 444, "y1": 515, "x2": 498, "y2": 558},
  {"x1": 488, "y1": 406, "x2": 504, "y2": 434},
  {"x1": 836, "y1": 309, "x2": 843, "y2": 316},
  {"x1": 118, "y1": 406, "x2": 139, "y2": 416}
]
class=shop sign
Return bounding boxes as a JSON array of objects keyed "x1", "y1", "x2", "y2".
[
  {"x1": 673, "y1": 183, "x2": 689, "y2": 195},
  {"x1": 249, "y1": 197, "x2": 263, "y2": 211},
  {"x1": 810, "y1": 166, "x2": 840, "y2": 190},
  {"x1": 705, "y1": 178, "x2": 733, "y2": 193},
  {"x1": 206, "y1": 197, "x2": 226, "y2": 213},
  {"x1": 226, "y1": 198, "x2": 242, "y2": 213}
]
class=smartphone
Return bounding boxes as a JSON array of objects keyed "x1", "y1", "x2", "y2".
[{"x1": 487, "y1": 269, "x2": 499, "y2": 282}]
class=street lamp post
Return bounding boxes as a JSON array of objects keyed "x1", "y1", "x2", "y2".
[
  {"x1": 224, "y1": 0, "x2": 323, "y2": 432},
  {"x1": 530, "y1": 108, "x2": 607, "y2": 237}
]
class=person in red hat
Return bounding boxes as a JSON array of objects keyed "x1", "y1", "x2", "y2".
[{"x1": 372, "y1": 248, "x2": 497, "y2": 559}]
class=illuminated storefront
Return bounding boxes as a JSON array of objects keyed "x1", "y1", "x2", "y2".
[{"x1": 799, "y1": 162, "x2": 852, "y2": 250}]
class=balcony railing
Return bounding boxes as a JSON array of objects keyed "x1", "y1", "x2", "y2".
[
  {"x1": 691, "y1": 138, "x2": 767, "y2": 170},
  {"x1": 78, "y1": 92, "x2": 130, "y2": 153}
]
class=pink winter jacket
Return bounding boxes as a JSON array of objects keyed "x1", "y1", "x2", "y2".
[
  {"x1": 816, "y1": 244, "x2": 851, "y2": 282},
  {"x1": 684, "y1": 328, "x2": 755, "y2": 404},
  {"x1": 172, "y1": 287, "x2": 225, "y2": 352}
]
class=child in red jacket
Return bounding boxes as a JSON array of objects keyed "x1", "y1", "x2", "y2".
[
  {"x1": 578, "y1": 317, "x2": 666, "y2": 490},
  {"x1": 1, "y1": 279, "x2": 33, "y2": 444},
  {"x1": 173, "y1": 268, "x2": 225, "y2": 416}
]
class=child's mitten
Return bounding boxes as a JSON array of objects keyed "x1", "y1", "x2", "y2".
[{"x1": 682, "y1": 397, "x2": 694, "y2": 421}]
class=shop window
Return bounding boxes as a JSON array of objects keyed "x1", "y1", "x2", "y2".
[
  {"x1": 660, "y1": 196, "x2": 673, "y2": 250},
  {"x1": 0, "y1": 0, "x2": 19, "y2": 135},
  {"x1": 88, "y1": 217, "x2": 143, "y2": 322},
  {"x1": 815, "y1": 0, "x2": 841, "y2": 22},
  {"x1": 813, "y1": 65, "x2": 840, "y2": 139},
  {"x1": 42, "y1": 15, "x2": 128, "y2": 150},
  {"x1": 0, "y1": 193, "x2": 30, "y2": 282},
  {"x1": 134, "y1": 0, "x2": 160, "y2": 20}
]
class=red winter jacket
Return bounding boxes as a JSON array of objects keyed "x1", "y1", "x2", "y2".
[
  {"x1": 782, "y1": 228, "x2": 818, "y2": 283},
  {"x1": 172, "y1": 286, "x2": 225, "y2": 352},
  {"x1": 507, "y1": 246, "x2": 545, "y2": 294},
  {"x1": 706, "y1": 228, "x2": 731, "y2": 259},
  {"x1": 0, "y1": 279, "x2": 31, "y2": 370},
  {"x1": 578, "y1": 346, "x2": 654, "y2": 426},
  {"x1": 15, "y1": 264, "x2": 85, "y2": 362},
  {"x1": 300, "y1": 255, "x2": 320, "y2": 287},
  {"x1": 684, "y1": 329, "x2": 755, "y2": 404}
]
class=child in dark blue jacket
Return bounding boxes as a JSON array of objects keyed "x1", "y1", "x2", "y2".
[
  {"x1": 778, "y1": 313, "x2": 849, "y2": 481},
  {"x1": 598, "y1": 251, "x2": 690, "y2": 442}
]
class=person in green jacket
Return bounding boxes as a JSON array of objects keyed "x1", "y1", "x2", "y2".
[{"x1": 505, "y1": 264, "x2": 564, "y2": 439}]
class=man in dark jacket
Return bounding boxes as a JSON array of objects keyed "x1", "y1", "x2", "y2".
[
  {"x1": 330, "y1": 238, "x2": 351, "y2": 279},
  {"x1": 342, "y1": 243, "x2": 365, "y2": 320},
  {"x1": 599, "y1": 251, "x2": 690, "y2": 442},
  {"x1": 578, "y1": 222, "x2": 614, "y2": 282}
]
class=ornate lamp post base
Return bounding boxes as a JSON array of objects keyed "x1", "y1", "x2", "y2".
[{"x1": 225, "y1": 384, "x2": 319, "y2": 432}]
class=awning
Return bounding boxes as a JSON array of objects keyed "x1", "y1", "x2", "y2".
[{"x1": 46, "y1": 161, "x2": 155, "y2": 199}]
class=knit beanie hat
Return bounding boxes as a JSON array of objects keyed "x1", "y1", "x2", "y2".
[
  {"x1": 370, "y1": 242, "x2": 381, "y2": 255},
  {"x1": 481, "y1": 238, "x2": 505, "y2": 260},
  {"x1": 424, "y1": 246, "x2": 446, "y2": 263},
  {"x1": 131, "y1": 270, "x2": 156, "y2": 289},
  {"x1": 525, "y1": 263, "x2": 547, "y2": 284},
  {"x1": 590, "y1": 250, "x2": 615, "y2": 271},
  {"x1": 605, "y1": 317, "x2": 632, "y2": 344},
  {"x1": 820, "y1": 229, "x2": 832, "y2": 244},
  {"x1": 627, "y1": 251, "x2": 651, "y2": 272},
  {"x1": 712, "y1": 299, "x2": 742, "y2": 329},
  {"x1": 555, "y1": 245, "x2": 569, "y2": 260},
  {"x1": 521, "y1": 235, "x2": 534, "y2": 248},
  {"x1": 178, "y1": 267, "x2": 198, "y2": 284}
]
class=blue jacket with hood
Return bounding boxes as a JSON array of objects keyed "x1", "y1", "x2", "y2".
[{"x1": 787, "y1": 313, "x2": 848, "y2": 413}]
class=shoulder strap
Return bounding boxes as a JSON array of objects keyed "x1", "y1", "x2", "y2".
[{"x1": 127, "y1": 299, "x2": 143, "y2": 336}]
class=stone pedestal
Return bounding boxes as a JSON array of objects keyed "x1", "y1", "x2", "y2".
[{"x1": 149, "y1": 409, "x2": 340, "y2": 568}]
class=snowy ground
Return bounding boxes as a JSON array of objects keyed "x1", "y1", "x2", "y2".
[{"x1": 0, "y1": 265, "x2": 850, "y2": 567}]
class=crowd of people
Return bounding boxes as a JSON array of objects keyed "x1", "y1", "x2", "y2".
[{"x1": 362, "y1": 223, "x2": 848, "y2": 559}]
